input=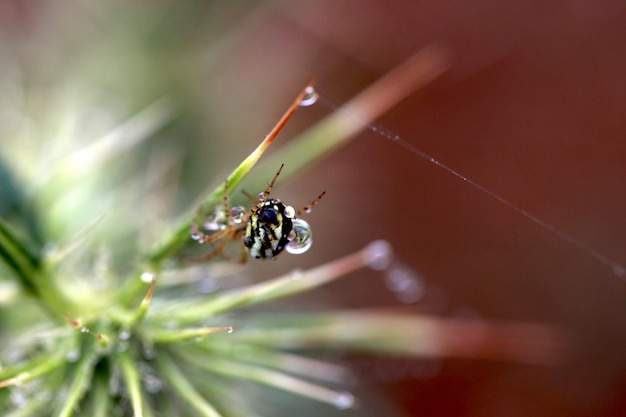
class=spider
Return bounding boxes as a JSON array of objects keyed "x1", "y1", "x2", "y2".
[{"x1": 188, "y1": 163, "x2": 325, "y2": 263}]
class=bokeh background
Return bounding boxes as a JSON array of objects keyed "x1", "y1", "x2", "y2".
[{"x1": 1, "y1": 0, "x2": 626, "y2": 416}]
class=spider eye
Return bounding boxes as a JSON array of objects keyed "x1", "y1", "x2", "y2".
[{"x1": 260, "y1": 208, "x2": 278, "y2": 225}]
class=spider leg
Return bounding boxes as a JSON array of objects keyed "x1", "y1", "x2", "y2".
[
  {"x1": 237, "y1": 240, "x2": 249, "y2": 264},
  {"x1": 213, "y1": 228, "x2": 248, "y2": 264},
  {"x1": 241, "y1": 190, "x2": 258, "y2": 204},
  {"x1": 190, "y1": 222, "x2": 231, "y2": 244},
  {"x1": 295, "y1": 191, "x2": 326, "y2": 217},
  {"x1": 183, "y1": 229, "x2": 234, "y2": 264},
  {"x1": 260, "y1": 163, "x2": 285, "y2": 202},
  {"x1": 190, "y1": 178, "x2": 232, "y2": 243},
  {"x1": 222, "y1": 179, "x2": 232, "y2": 223}
]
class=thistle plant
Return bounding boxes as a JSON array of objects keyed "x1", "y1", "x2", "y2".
[{"x1": 0, "y1": 33, "x2": 564, "y2": 417}]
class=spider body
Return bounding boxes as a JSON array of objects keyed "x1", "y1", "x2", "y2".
[
  {"x1": 243, "y1": 198, "x2": 293, "y2": 259},
  {"x1": 188, "y1": 164, "x2": 324, "y2": 263}
]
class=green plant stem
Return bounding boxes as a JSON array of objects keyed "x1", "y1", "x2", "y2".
[
  {"x1": 0, "y1": 215, "x2": 78, "y2": 320},
  {"x1": 152, "y1": 326, "x2": 232, "y2": 343},
  {"x1": 177, "y1": 346, "x2": 353, "y2": 409},
  {"x1": 195, "y1": 341, "x2": 351, "y2": 385},
  {"x1": 55, "y1": 347, "x2": 98, "y2": 417},
  {"x1": 154, "y1": 244, "x2": 371, "y2": 324},
  {"x1": 6, "y1": 395, "x2": 49, "y2": 417},
  {"x1": 0, "y1": 217, "x2": 39, "y2": 294},
  {"x1": 235, "y1": 310, "x2": 565, "y2": 365},
  {"x1": 118, "y1": 350, "x2": 145, "y2": 417},
  {"x1": 91, "y1": 373, "x2": 110, "y2": 417},
  {"x1": 0, "y1": 348, "x2": 67, "y2": 388},
  {"x1": 156, "y1": 352, "x2": 225, "y2": 417}
]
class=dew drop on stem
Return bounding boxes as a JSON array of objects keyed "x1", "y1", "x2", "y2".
[
  {"x1": 299, "y1": 86, "x2": 319, "y2": 107},
  {"x1": 363, "y1": 240, "x2": 393, "y2": 270},
  {"x1": 384, "y1": 262, "x2": 425, "y2": 304},
  {"x1": 332, "y1": 391, "x2": 355, "y2": 409}
]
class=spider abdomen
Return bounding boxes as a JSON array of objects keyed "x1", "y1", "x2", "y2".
[{"x1": 244, "y1": 198, "x2": 293, "y2": 259}]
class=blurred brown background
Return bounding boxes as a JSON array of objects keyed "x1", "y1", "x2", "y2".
[{"x1": 2, "y1": 0, "x2": 626, "y2": 416}]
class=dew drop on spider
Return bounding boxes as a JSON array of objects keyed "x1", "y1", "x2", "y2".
[
  {"x1": 284, "y1": 205, "x2": 296, "y2": 219},
  {"x1": 188, "y1": 162, "x2": 324, "y2": 263},
  {"x1": 286, "y1": 218, "x2": 313, "y2": 254}
]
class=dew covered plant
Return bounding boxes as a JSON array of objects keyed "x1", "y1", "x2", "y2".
[
  {"x1": 0, "y1": 40, "x2": 564, "y2": 417},
  {"x1": 0, "y1": 80, "x2": 407, "y2": 416}
]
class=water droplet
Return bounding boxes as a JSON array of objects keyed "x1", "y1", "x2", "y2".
[
  {"x1": 35, "y1": 390, "x2": 53, "y2": 402},
  {"x1": 284, "y1": 205, "x2": 296, "y2": 219},
  {"x1": 116, "y1": 341, "x2": 129, "y2": 352},
  {"x1": 363, "y1": 240, "x2": 394, "y2": 270},
  {"x1": 332, "y1": 391, "x2": 355, "y2": 409},
  {"x1": 300, "y1": 86, "x2": 319, "y2": 106},
  {"x1": 203, "y1": 209, "x2": 227, "y2": 231},
  {"x1": 142, "y1": 345, "x2": 157, "y2": 360},
  {"x1": 197, "y1": 277, "x2": 219, "y2": 294},
  {"x1": 203, "y1": 221, "x2": 222, "y2": 231},
  {"x1": 140, "y1": 272, "x2": 155, "y2": 283},
  {"x1": 384, "y1": 263, "x2": 424, "y2": 304},
  {"x1": 66, "y1": 351, "x2": 79, "y2": 363},
  {"x1": 144, "y1": 375, "x2": 163, "y2": 393},
  {"x1": 286, "y1": 218, "x2": 313, "y2": 254},
  {"x1": 226, "y1": 326, "x2": 234, "y2": 334},
  {"x1": 109, "y1": 367, "x2": 122, "y2": 395},
  {"x1": 395, "y1": 284, "x2": 424, "y2": 304},
  {"x1": 10, "y1": 387, "x2": 27, "y2": 407},
  {"x1": 118, "y1": 330, "x2": 131, "y2": 340},
  {"x1": 80, "y1": 326, "x2": 89, "y2": 333},
  {"x1": 230, "y1": 206, "x2": 246, "y2": 223}
]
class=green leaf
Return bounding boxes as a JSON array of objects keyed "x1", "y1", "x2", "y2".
[{"x1": 0, "y1": 216, "x2": 41, "y2": 295}]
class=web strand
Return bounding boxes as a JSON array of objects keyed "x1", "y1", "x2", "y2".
[{"x1": 318, "y1": 95, "x2": 626, "y2": 279}]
